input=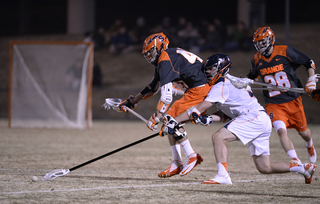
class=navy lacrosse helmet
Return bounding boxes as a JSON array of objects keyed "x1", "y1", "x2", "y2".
[{"x1": 204, "y1": 54, "x2": 232, "y2": 85}]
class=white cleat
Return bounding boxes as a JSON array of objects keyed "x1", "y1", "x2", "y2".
[
  {"x1": 179, "y1": 153, "x2": 203, "y2": 176},
  {"x1": 298, "y1": 163, "x2": 317, "y2": 184},
  {"x1": 202, "y1": 174, "x2": 233, "y2": 185},
  {"x1": 306, "y1": 143, "x2": 317, "y2": 164}
]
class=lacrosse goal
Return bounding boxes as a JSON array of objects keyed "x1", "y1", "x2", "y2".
[{"x1": 9, "y1": 41, "x2": 94, "y2": 129}]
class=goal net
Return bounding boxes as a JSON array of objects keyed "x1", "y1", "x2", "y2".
[{"x1": 9, "y1": 41, "x2": 93, "y2": 129}]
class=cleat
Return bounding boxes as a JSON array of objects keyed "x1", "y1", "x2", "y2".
[
  {"x1": 306, "y1": 143, "x2": 317, "y2": 163},
  {"x1": 298, "y1": 163, "x2": 316, "y2": 184},
  {"x1": 202, "y1": 174, "x2": 232, "y2": 185},
  {"x1": 290, "y1": 157, "x2": 302, "y2": 167},
  {"x1": 179, "y1": 153, "x2": 203, "y2": 176},
  {"x1": 158, "y1": 160, "x2": 183, "y2": 178}
]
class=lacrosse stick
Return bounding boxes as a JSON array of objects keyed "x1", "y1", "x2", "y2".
[
  {"x1": 225, "y1": 74, "x2": 306, "y2": 94},
  {"x1": 102, "y1": 98, "x2": 148, "y2": 123},
  {"x1": 225, "y1": 74, "x2": 320, "y2": 94},
  {"x1": 225, "y1": 74, "x2": 320, "y2": 102},
  {"x1": 250, "y1": 87, "x2": 306, "y2": 93},
  {"x1": 42, "y1": 132, "x2": 159, "y2": 181}
]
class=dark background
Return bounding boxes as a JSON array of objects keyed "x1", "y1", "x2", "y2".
[{"x1": 1, "y1": 0, "x2": 320, "y2": 36}]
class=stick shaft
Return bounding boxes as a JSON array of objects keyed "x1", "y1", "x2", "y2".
[
  {"x1": 127, "y1": 108, "x2": 148, "y2": 123},
  {"x1": 251, "y1": 86, "x2": 306, "y2": 93},
  {"x1": 251, "y1": 81, "x2": 307, "y2": 94},
  {"x1": 69, "y1": 132, "x2": 159, "y2": 171}
]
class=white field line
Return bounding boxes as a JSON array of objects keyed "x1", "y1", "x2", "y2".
[
  {"x1": 1, "y1": 182, "x2": 199, "y2": 195},
  {"x1": 1, "y1": 177, "x2": 302, "y2": 195}
]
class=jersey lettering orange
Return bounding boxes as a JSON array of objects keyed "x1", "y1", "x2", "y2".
[{"x1": 260, "y1": 64, "x2": 284, "y2": 75}]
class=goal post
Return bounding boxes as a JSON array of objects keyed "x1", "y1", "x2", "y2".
[{"x1": 9, "y1": 41, "x2": 94, "y2": 129}]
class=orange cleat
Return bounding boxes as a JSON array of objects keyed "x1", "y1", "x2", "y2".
[
  {"x1": 158, "y1": 161, "x2": 183, "y2": 178},
  {"x1": 180, "y1": 153, "x2": 203, "y2": 176}
]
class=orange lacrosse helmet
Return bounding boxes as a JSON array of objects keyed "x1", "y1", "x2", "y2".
[
  {"x1": 253, "y1": 26, "x2": 275, "y2": 56},
  {"x1": 142, "y1": 32, "x2": 169, "y2": 65}
]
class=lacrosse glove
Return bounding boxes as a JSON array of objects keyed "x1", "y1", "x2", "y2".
[
  {"x1": 192, "y1": 113, "x2": 214, "y2": 126},
  {"x1": 147, "y1": 113, "x2": 160, "y2": 131},
  {"x1": 118, "y1": 95, "x2": 136, "y2": 113},
  {"x1": 305, "y1": 75, "x2": 318, "y2": 93}
]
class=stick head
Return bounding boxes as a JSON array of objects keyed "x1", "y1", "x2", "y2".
[
  {"x1": 225, "y1": 74, "x2": 253, "y2": 89},
  {"x1": 42, "y1": 169, "x2": 70, "y2": 181},
  {"x1": 102, "y1": 98, "x2": 122, "y2": 111}
]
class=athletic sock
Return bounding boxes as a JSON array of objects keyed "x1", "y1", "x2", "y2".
[
  {"x1": 217, "y1": 162, "x2": 228, "y2": 175},
  {"x1": 180, "y1": 139, "x2": 196, "y2": 157},
  {"x1": 287, "y1": 149, "x2": 300, "y2": 161},
  {"x1": 306, "y1": 138, "x2": 313, "y2": 148},
  {"x1": 171, "y1": 144, "x2": 182, "y2": 161}
]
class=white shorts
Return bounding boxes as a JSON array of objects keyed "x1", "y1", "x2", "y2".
[{"x1": 224, "y1": 110, "x2": 272, "y2": 156}]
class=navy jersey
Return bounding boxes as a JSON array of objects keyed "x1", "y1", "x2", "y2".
[
  {"x1": 247, "y1": 45, "x2": 311, "y2": 104},
  {"x1": 149, "y1": 48, "x2": 207, "y2": 90}
]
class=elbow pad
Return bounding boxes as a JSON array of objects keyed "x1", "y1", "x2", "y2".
[
  {"x1": 305, "y1": 59, "x2": 316, "y2": 71},
  {"x1": 160, "y1": 82, "x2": 173, "y2": 104},
  {"x1": 157, "y1": 83, "x2": 173, "y2": 113}
]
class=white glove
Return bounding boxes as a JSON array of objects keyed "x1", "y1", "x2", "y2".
[
  {"x1": 147, "y1": 113, "x2": 160, "y2": 131},
  {"x1": 305, "y1": 75, "x2": 318, "y2": 92},
  {"x1": 245, "y1": 85, "x2": 252, "y2": 92}
]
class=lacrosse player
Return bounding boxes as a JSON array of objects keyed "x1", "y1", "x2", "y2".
[
  {"x1": 118, "y1": 32, "x2": 211, "y2": 177},
  {"x1": 170, "y1": 54, "x2": 316, "y2": 184},
  {"x1": 247, "y1": 26, "x2": 317, "y2": 165}
]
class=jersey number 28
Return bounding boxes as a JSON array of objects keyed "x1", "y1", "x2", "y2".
[{"x1": 264, "y1": 71, "x2": 291, "y2": 97}]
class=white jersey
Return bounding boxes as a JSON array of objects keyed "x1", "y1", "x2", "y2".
[
  {"x1": 205, "y1": 77, "x2": 272, "y2": 156},
  {"x1": 204, "y1": 78, "x2": 264, "y2": 118}
]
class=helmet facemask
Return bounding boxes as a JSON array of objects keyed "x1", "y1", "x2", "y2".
[
  {"x1": 253, "y1": 27, "x2": 275, "y2": 56},
  {"x1": 204, "y1": 56, "x2": 231, "y2": 86},
  {"x1": 253, "y1": 35, "x2": 273, "y2": 56},
  {"x1": 143, "y1": 46, "x2": 159, "y2": 64},
  {"x1": 205, "y1": 65, "x2": 219, "y2": 82},
  {"x1": 205, "y1": 65, "x2": 229, "y2": 85},
  {"x1": 142, "y1": 32, "x2": 169, "y2": 66}
]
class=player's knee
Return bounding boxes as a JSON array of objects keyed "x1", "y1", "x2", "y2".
[
  {"x1": 277, "y1": 128, "x2": 287, "y2": 137},
  {"x1": 211, "y1": 132, "x2": 224, "y2": 144},
  {"x1": 298, "y1": 128, "x2": 310, "y2": 138},
  {"x1": 256, "y1": 164, "x2": 272, "y2": 174}
]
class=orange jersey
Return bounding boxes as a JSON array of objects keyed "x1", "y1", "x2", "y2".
[{"x1": 247, "y1": 45, "x2": 311, "y2": 104}]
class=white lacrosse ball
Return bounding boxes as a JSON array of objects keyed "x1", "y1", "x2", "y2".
[{"x1": 32, "y1": 176, "x2": 38, "y2": 182}]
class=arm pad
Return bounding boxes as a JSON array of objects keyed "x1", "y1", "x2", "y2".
[
  {"x1": 305, "y1": 59, "x2": 316, "y2": 71},
  {"x1": 140, "y1": 79, "x2": 160, "y2": 100},
  {"x1": 160, "y1": 82, "x2": 173, "y2": 104},
  {"x1": 156, "y1": 83, "x2": 173, "y2": 113}
]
